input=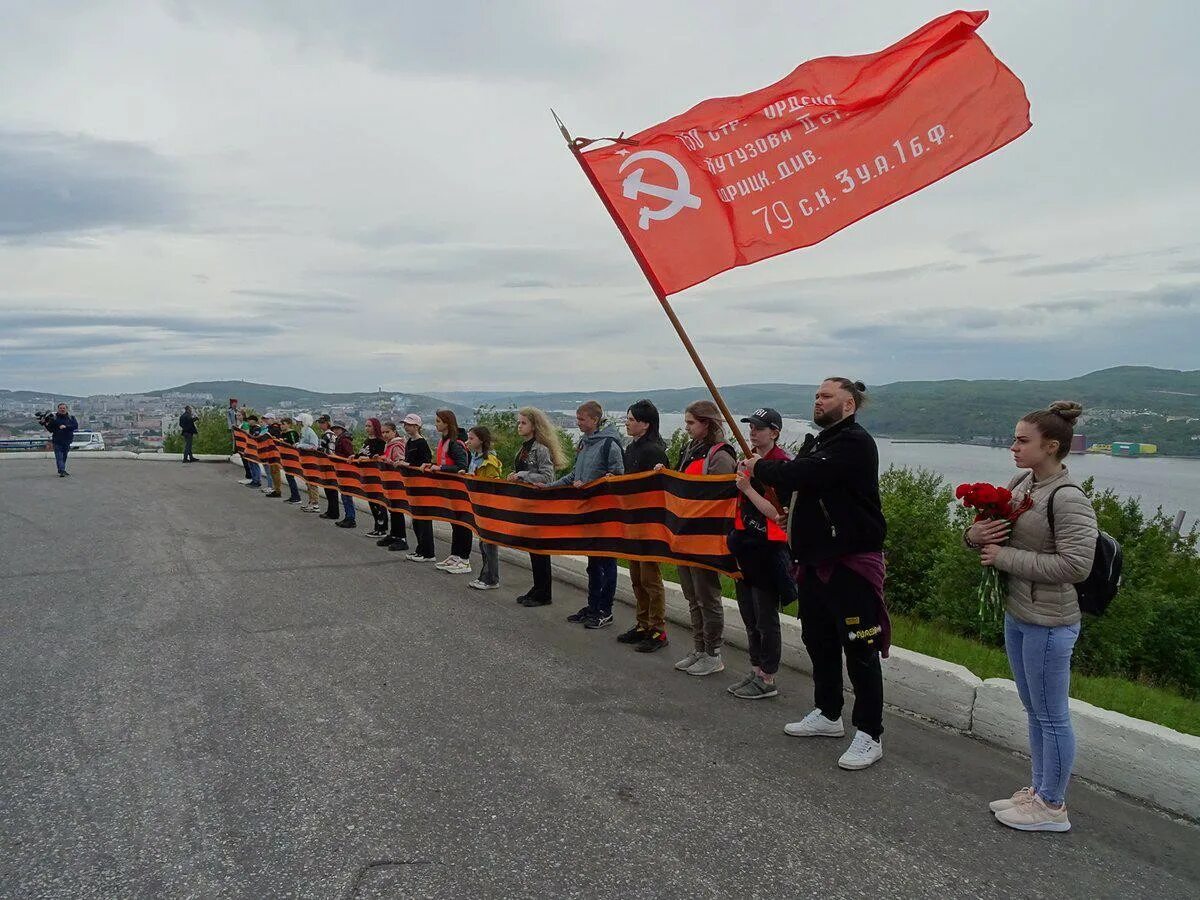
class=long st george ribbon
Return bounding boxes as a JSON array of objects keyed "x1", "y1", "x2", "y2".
[
  {"x1": 574, "y1": 9, "x2": 1031, "y2": 296},
  {"x1": 235, "y1": 431, "x2": 740, "y2": 575}
]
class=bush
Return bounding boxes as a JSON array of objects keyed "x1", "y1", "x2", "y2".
[
  {"x1": 879, "y1": 466, "x2": 954, "y2": 614},
  {"x1": 1140, "y1": 594, "x2": 1200, "y2": 697},
  {"x1": 163, "y1": 407, "x2": 233, "y2": 455}
]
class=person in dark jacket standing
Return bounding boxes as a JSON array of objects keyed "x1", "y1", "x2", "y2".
[
  {"x1": 617, "y1": 400, "x2": 671, "y2": 652},
  {"x1": 315, "y1": 415, "x2": 341, "y2": 520},
  {"x1": 400, "y1": 414, "x2": 436, "y2": 560},
  {"x1": 329, "y1": 422, "x2": 357, "y2": 528},
  {"x1": 742, "y1": 378, "x2": 888, "y2": 771},
  {"x1": 45, "y1": 403, "x2": 78, "y2": 477},
  {"x1": 179, "y1": 406, "x2": 199, "y2": 462}
]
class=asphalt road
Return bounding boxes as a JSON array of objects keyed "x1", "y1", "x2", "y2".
[{"x1": 1, "y1": 458, "x2": 1197, "y2": 899}]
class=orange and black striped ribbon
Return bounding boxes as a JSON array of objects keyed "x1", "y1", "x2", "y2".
[{"x1": 235, "y1": 431, "x2": 740, "y2": 575}]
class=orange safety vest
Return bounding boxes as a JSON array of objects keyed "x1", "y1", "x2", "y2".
[
  {"x1": 733, "y1": 445, "x2": 789, "y2": 542},
  {"x1": 436, "y1": 438, "x2": 465, "y2": 467}
]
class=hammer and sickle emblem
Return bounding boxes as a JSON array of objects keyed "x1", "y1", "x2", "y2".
[{"x1": 618, "y1": 150, "x2": 702, "y2": 231}]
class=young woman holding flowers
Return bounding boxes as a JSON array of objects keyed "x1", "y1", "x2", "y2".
[{"x1": 966, "y1": 401, "x2": 1097, "y2": 833}]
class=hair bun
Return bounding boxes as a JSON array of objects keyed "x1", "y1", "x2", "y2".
[
  {"x1": 853, "y1": 381, "x2": 867, "y2": 392},
  {"x1": 1048, "y1": 400, "x2": 1083, "y2": 426}
]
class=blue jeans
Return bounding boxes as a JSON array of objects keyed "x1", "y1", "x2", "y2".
[
  {"x1": 1004, "y1": 613, "x2": 1081, "y2": 805},
  {"x1": 341, "y1": 494, "x2": 356, "y2": 522},
  {"x1": 53, "y1": 443, "x2": 70, "y2": 473},
  {"x1": 285, "y1": 474, "x2": 301, "y2": 501},
  {"x1": 261, "y1": 463, "x2": 273, "y2": 490},
  {"x1": 586, "y1": 557, "x2": 617, "y2": 616}
]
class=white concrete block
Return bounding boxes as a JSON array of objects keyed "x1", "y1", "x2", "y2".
[{"x1": 881, "y1": 647, "x2": 981, "y2": 731}]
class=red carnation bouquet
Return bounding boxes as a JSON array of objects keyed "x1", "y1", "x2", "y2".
[{"x1": 956, "y1": 482, "x2": 1033, "y2": 629}]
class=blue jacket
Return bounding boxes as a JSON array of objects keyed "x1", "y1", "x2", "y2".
[
  {"x1": 46, "y1": 414, "x2": 78, "y2": 446},
  {"x1": 550, "y1": 424, "x2": 624, "y2": 487}
]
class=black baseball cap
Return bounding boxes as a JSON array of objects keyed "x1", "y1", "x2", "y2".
[{"x1": 741, "y1": 407, "x2": 783, "y2": 431}]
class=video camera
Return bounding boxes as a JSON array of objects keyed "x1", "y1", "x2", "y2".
[{"x1": 34, "y1": 410, "x2": 55, "y2": 426}]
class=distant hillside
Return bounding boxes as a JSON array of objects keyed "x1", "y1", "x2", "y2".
[
  {"x1": 152, "y1": 381, "x2": 472, "y2": 418},
  {"x1": 0, "y1": 389, "x2": 82, "y2": 403}
]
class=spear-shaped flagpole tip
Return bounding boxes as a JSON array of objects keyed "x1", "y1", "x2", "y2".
[{"x1": 550, "y1": 108, "x2": 572, "y2": 145}]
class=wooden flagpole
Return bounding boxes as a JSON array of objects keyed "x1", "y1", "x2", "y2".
[{"x1": 552, "y1": 110, "x2": 752, "y2": 458}]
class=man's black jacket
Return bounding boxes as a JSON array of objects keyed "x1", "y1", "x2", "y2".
[{"x1": 753, "y1": 415, "x2": 886, "y2": 565}]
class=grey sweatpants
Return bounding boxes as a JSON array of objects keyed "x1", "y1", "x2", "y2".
[{"x1": 678, "y1": 565, "x2": 724, "y2": 653}]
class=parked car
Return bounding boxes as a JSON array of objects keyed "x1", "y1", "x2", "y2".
[{"x1": 70, "y1": 432, "x2": 106, "y2": 451}]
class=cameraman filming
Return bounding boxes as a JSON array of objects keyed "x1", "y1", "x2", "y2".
[{"x1": 42, "y1": 403, "x2": 79, "y2": 477}]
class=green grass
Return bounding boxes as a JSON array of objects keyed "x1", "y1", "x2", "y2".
[{"x1": 621, "y1": 561, "x2": 1200, "y2": 736}]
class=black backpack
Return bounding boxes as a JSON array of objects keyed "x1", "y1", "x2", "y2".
[{"x1": 1046, "y1": 486, "x2": 1123, "y2": 616}]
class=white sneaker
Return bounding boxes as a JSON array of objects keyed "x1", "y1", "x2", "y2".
[
  {"x1": 989, "y1": 787, "x2": 1035, "y2": 813},
  {"x1": 685, "y1": 653, "x2": 725, "y2": 677},
  {"x1": 408, "y1": 552, "x2": 435, "y2": 562},
  {"x1": 783, "y1": 709, "x2": 846, "y2": 738},
  {"x1": 434, "y1": 556, "x2": 455, "y2": 570},
  {"x1": 674, "y1": 650, "x2": 705, "y2": 672},
  {"x1": 468, "y1": 580, "x2": 499, "y2": 590},
  {"x1": 443, "y1": 558, "x2": 473, "y2": 575},
  {"x1": 237, "y1": 478, "x2": 253, "y2": 485},
  {"x1": 837, "y1": 731, "x2": 883, "y2": 770},
  {"x1": 304, "y1": 504, "x2": 321, "y2": 513}
]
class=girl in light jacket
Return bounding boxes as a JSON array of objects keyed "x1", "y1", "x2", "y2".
[
  {"x1": 507, "y1": 407, "x2": 566, "y2": 607},
  {"x1": 969, "y1": 401, "x2": 1097, "y2": 833}
]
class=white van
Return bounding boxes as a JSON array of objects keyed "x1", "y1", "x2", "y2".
[{"x1": 71, "y1": 432, "x2": 106, "y2": 451}]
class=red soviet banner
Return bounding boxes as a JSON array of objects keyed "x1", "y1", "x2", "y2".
[{"x1": 577, "y1": 10, "x2": 1031, "y2": 296}]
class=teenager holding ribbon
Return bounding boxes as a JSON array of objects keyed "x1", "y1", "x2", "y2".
[
  {"x1": 509, "y1": 407, "x2": 566, "y2": 607},
  {"x1": 424, "y1": 409, "x2": 472, "y2": 574}
]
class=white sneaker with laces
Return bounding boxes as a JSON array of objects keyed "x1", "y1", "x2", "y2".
[
  {"x1": 674, "y1": 650, "x2": 705, "y2": 672},
  {"x1": 435, "y1": 556, "x2": 455, "y2": 570},
  {"x1": 783, "y1": 709, "x2": 846, "y2": 738},
  {"x1": 237, "y1": 478, "x2": 253, "y2": 485},
  {"x1": 837, "y1": 731, "x2": 883, "y2": 770},
  {"x1": 444, "y1": 557, "x2": 473, "y2": 575},
  {"x1": 989, "y1": 787, "x2": 1035, "y2": 813}
]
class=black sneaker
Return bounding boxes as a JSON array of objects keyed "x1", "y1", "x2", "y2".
[
  {"x1": 386, "y1": 540, "x2": 409, "y2": 552},
  {"x1": 285, "y1": 497, "x2": 301, "y2": 504},
  {"x1": 566, "y1": 606, "x2": 592, "y2": 623},
  {"x1": 365, "y1": 529, "x2": 385, "y2": 537},
  {"x1": 617, "y1": 625, "x2": 649, "y2": 644},
  {"x1": 376, "y1": 535, "x2": 397, "y2": 547},
  {"x1": 521, "y1": 594, "x2": 551, "y2": 607},
  {"x1": 634, "y1": 629, "x2": 670, "y2": 653},
  {"x1": 585, "y1": 613, "x2": 614, "y2": 630},
  {"x1": 336, "y1": 519, "x2": 356, "y2": 529},
  {"x1": 514, "y1": 591, "x2": 532, "y2": 605},
  {"x1": 319, "y1": 511, "x2": 339, "y2": 520}
]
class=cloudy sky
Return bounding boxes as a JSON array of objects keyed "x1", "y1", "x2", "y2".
[{"x1": 2, "y1": 1, "x2": 1197, "y2": 396}]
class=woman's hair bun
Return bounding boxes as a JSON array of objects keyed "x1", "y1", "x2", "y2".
[
  {"x1": 1048, "y1": 400, "x2": 1083, "y2": 426},
  {"x1": 853, "y1": 381, "x2": 867, "y2": 392}
]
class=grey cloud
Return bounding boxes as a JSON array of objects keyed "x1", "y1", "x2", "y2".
[
  {"x1": 1015, "y1": 258, "x2": 1108, "y2": 277},
  {"x1": 0, "y1": 130, "x2": 183, "y2": 240},
  {"x1": 232, "y1": 289, "x2": 358, "y2": 313},
  {"x1": 946, "y1": 232, "x2": 996, "y2": 258},
  {"x1": 167, "y1": 0, "x2": 605, "y2": 80},
  {"x1": 0, "y1": 309, "x2": 280, "y2": 338},
  {"x1": 979, "y1": 253, "x2": 1040, "y2": 265},
  {"x1": 1024, "y1": 298, "x2": 1105, "y2": 313}
]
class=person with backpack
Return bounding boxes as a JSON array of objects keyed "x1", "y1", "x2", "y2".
[
  {"x1": 743, "y1": 378, "x2": 888, "y2": 771},
  {"x1": 328, "y1": 422, "x2": 357, "y2": 528},
  {"x1": 466, "y1": 425, "x2": 503, "y2": 590},
  {"x1": 727, "y1": 408, "x2": 795, "y2": 699},
  {"x1": 423, "y1": 409, "x2": 472, "y2": 574},
  {"x1": 508, "y1": 407, "x2": 567, "y2": 607},
  {"x1": 401, "y1": 414, "x2": 436, "y2": 560},
  {"x1": 617, "y1": 400, "x2": 671, "y2": 652},
  {"x1": 660, "y1": 400, "x2": 737, "y2": 675},
  {"x1": 970, "y1": 401, "x2": 1098, "y2": 833},
  {"x1": 546, "y1": 401, "x2": 625, "y2": 628}
]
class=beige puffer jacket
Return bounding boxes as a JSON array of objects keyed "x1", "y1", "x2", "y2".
[{"x1": 991, "y1": 467, "x2": 1098, "y2": 627}]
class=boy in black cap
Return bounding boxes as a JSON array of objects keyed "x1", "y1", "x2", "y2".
[{"x1": 727, "y1": 408, "x2": 794, "y2": 699}]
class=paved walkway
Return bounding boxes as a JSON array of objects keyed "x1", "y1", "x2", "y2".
[{"x1": 1, "y1": 458, "x2": 1197, "y2": 899}]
